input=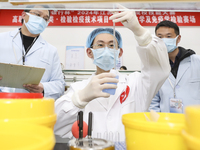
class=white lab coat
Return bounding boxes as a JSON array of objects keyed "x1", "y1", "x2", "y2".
[
  {"x1": 54, "y1": 35, "x2": 170, "y2": 142},
  {"x1": 149, "y1": 54, "x2": 200, "y2": 112},
  {"x1": 0, "y1": 28, "x2": 65, "y2": 100}
]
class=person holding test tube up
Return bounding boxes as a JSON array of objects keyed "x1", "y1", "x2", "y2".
[{"x1": 54, "y1": 4, "x2": 170, "y2": 142}]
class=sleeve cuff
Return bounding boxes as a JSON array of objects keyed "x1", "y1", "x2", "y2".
[
  {"x1": 134, "y1": 30, "x2": 152, "y2": 46},
  {"x1": 72, "y1": 90, "x2": 88, "y2": 109}
]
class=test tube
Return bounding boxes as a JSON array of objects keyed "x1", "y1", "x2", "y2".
[
  {"x1": 109, "y1": 131, "x2": 113, "y2": 141},
  {"x1": 97, "y1": 132, "x2": 101, "y2": 139},
  {"x1": 104, "y1": 131, "x2": 108, "y2": 140}
]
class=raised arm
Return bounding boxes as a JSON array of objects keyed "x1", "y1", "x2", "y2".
[{"x1": 110, "y1": 4, "x2": 170, "y2": 112}]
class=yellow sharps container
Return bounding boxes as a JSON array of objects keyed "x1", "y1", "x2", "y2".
[
  {"x1": 0, "y1": 121, "x2": 55, "y2": 150},
  {"x1": 182, "y1": 105, "x2": 200, "y2": 150},
  {"x1": 122, "y1": 112, "x2": 187, "y2": 150},
  {"x1": 0, "y1": 93, "x2": 56, "y2": 129}
]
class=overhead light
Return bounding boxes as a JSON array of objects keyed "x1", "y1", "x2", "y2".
[
  {"x1": 9, "y1": 0, "x2": 111, "y2": 5},
  {"x1": 9, "y1": 0, "x2": 200, "y2": 5}
]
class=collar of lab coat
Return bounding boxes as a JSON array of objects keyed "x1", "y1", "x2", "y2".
[
  {"x1": 10, "y1": 28, "x2": 46, "y2": 56},
  {"x1": 169, "y1": 56, "x2": 190, "y2": 85}
]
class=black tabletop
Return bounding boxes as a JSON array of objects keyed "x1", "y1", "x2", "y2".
[{"x1": 54, "y1": 143, "x2": 69, "y2": 150}]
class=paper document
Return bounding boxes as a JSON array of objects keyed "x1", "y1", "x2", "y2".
[{"x1": 0, "y1": 63, "x2": 45, "y2": 89}]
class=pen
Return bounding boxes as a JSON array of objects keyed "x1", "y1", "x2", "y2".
[
  {"x1": 78, "y1": 111, "x2": 83, "y2": 139},
  {"x1": 88, "y1": 112, "x2": 93, "y2": 147},
  {"x1": 88, "y1": 112, "x2": 93, "y2": 139}
]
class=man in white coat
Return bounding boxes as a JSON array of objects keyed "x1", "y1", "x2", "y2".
[
  {"x1": 54, "y1": 5, "x2": 170, "y2": 142},
  {"x1": 149, "y1": 20, "x2": 200, "y2": 113},
  {"x1": 0, "y1": 5, "x2": 65, "y2": 100}
]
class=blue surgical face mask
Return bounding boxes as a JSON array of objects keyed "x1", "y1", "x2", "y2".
[
  {"x1": 162, "y1": 36, "x2": 179, "y2": 53},
  {"x1": 24, "y1": 13, "x2": 48, "y2": 34},
  {"x1": 91, "y1": 47, "x2": 120, "y2": 71}
]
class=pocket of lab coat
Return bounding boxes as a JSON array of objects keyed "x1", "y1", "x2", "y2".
[
  {"x1": 189, "y1": 78, "x2": 200, "y2": 100},
  {"x1": 40, "y1": 58, "x2": 50, "y2": 65},
  {"x1": 39, "y1": 58, "x2": 50, "y2": 81}
]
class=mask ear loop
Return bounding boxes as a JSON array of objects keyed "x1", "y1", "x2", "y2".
[
  {"x1": 176, "y1": 35, "x2": 179, "y2": 41},
  {"x1": 175, "y1": 35, "x2": 179, "y2": 46}
]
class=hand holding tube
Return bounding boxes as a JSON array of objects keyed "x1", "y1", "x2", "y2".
[
  {"x1": 109, "y1": 4, "x2": 146, "y2": 37},
  {"x1": 79, "y1": 73, "x2": 118, "y2": 102},
  {"x1": 72, "y1": 72, "x2": 118, "y2": 108},
  {"x1": 109, "y1": 4, "x2": 152, "y2": 46}
]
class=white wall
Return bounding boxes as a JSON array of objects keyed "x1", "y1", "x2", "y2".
[{"x1": 1, "y1": 26, "x2": 200, "y2": 70}]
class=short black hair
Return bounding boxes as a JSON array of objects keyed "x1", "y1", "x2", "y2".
[
  {"x1": 21, "y1": 5, "x2": 51, "y2": 24},
  {"x1": 120, "y1": 66, "x2": 127, "y2": 70},
  {"x1": 155, "y1": 20, "x2": 180, "y2": 35}
]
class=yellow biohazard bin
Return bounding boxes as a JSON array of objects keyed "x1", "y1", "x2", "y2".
[
  {"x1": 184, "y1": 105, "x2": 200, "y2": 138},
  {"x1": 0, "y1": 121, "x2": 55, "y2": 150},
  {"x1": 0, "y1": 93, "x2": 56, "y2": 129},
  {"x1": 122, "y1": 112, "x2": 187, "y2": 150},
  {"x1": 182, "y1": 105, "x2": 200, "y2": 150},
  {"x1": 182, "y1": 129, "x2": 200, "y2": 150}
]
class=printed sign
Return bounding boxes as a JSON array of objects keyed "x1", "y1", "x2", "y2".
[
  {"x1": 65, "y1": 46, "x2": 85, "y2": 69},
  {"x1": 0, "y1": 9, "x2": 200, "y2": 26}
]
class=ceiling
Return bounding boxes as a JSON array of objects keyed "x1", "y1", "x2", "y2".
[{"x1": 1, "y1": 1, "x2": 200, "y2": 11}]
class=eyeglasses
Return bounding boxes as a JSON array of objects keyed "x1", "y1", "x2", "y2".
[
  {"x1": 91, "y1": 42, "x2": 119, "y2": 50},
  {"x1": 29, "y1": 11, "x2": 50, "y2": 23}
]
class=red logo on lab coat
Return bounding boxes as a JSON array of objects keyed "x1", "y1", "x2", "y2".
[{"x1": 120, "y1": 85, "x2": 130, "y2": 104}]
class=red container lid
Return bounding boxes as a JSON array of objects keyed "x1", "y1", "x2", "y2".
[{"x1": 0, "y1": 93, "x2": 43, "y2": 99}]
